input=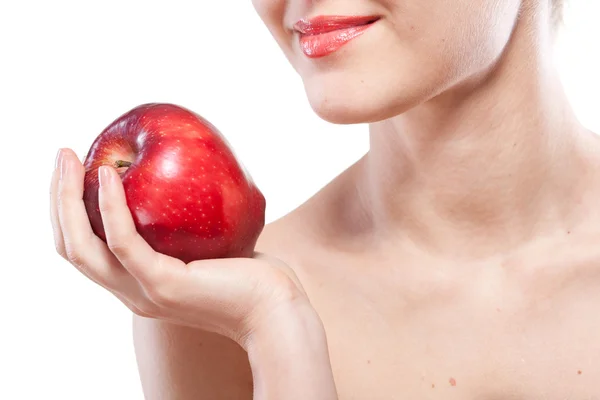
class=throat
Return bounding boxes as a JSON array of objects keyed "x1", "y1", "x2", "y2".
[{"x1": 360, "y1": 116, "x2": 595, "y2": 260}]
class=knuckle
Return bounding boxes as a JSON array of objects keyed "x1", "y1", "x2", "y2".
[
  {"x1": 64, "y1": 242, "x2": 85, "y2": 267},
  {"x1": 56, "y1": 184, "x2": 75, "y2": 205},
  {"x1": 98, "y1": 200, "x2": 114, "y2": 215},
  {"x1": 107, "y1": 234, "x2": 135, "y2": 257},
  {"x1": 92, "y1": 271, "x2": 119, "y2": 290}
]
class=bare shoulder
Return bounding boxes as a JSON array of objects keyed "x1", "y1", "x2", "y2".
[
  {"x1": 254, "y1": 158, "x2": 364, "y2": 260},
  {"x1": 514, "y1": 228, "x2": 600, "y2": 309},
  {"x1": 254, "y1": 214, "x2": 306, "y2": 258}
]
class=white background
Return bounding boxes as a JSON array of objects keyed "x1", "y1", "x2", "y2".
[{"x1": 1, "y1": 1, "x2": 598, "y2": 399}]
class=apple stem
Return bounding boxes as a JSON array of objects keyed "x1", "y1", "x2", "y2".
[{"x1": 115, "y1": 160, "x2": 132, "y2": 168}]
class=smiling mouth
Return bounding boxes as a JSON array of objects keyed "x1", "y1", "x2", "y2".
[
  {"x1": 293, "y1": 15, "x2": 380, "y2": 59},
  {"x1": 293, "y1": 15, "x2": 381, "y2": 36}
]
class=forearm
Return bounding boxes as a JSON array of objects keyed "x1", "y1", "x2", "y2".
[
  {"x1": 246, "y1": 301, "x2": 338, "y2": 400},
  {"x1": 133, "y1": 316, "x2": 253, "y2": 400}
]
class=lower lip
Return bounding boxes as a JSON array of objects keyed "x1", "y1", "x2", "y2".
[{"x1": 299, "y1": 23, "x2": 375, "y2": 59}]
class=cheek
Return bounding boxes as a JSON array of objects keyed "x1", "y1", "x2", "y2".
[
  {"x1": 251, "y1": 0, "x2": 293, "y2": 52},
  {"x1": 453, "y1": 1, "x2": 520, "y2": 55},
  {"x1": 251, "y1": 0, "x2": 285, "y2": 31},
  {"x1": 409, "y1": 0, "x2": 521, "y2": 80}
]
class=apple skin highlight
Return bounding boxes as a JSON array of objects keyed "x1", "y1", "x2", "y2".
[{"x1": 82, "y1": 103, "x2": 266, "y2": 263}]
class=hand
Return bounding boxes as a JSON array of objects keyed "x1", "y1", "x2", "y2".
[{"x1": 50, "y1": 148, "x2": 308, "y2": 346}]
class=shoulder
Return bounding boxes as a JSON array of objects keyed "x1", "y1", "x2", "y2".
[
  {"x1": 254, "y1": 218, "x2": 299, "y2": 256},
  {"x1": 254, "y1": 158, "x2": 363, "y2": 259},
  {"x1": 517, "y1": 230, "x2": 600, "y2": 294}
]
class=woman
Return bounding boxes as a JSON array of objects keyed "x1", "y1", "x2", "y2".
[{"x1": 51, "y1": 0, "x2": 600, "y2": 398}]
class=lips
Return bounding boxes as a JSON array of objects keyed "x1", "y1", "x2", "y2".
[
  {"x1": 293, "y1": 15, "x2": 380, "y2": 58},
  {"x1": 294, "y1": 15, "x2": 380, "y2": 36}
]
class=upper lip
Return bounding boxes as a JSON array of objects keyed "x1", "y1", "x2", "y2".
[{"x1": 293, "y1": 15, "x2": 380, "y2": 36}]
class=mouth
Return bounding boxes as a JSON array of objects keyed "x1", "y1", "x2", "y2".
[
  {"x1": 293, "y1": 15, "x2": 380, "y2": 59},
  {"x1": 293, "y1": 15, "x2": 381, "y2": 36}
]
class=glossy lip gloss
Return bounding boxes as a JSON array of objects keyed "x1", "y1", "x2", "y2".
[{"x1": 294, "y1": 15, "x2": 380, "y2": 59}]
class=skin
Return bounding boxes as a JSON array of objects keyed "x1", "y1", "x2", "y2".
[{"x1": 51, "y1": 0, "x2": 600, "y2": 398}]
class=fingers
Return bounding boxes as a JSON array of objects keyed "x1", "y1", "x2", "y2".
[
  {"x1": 97, "y1": 165, "x2": 182, "y2": 287},
  {"x1": 53, "y1": 148, "x2": 167, "y2": 319},
  {"x1": 55, "y1": 149, "x2": 135, "y2": 291},
  {"x1": 50, "y1": 151, "x2": 66, "y2": 259},
  {"x1": 56, "y1": 148, "x2": 94, "y2": 262}
]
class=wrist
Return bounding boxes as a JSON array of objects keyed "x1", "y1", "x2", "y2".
[
  {"x1": 243, "y1": 300, "x2": 338, "y2": 399},
  {"x1": 243, "y1": 298, "x2": 324, "y2": 351}
]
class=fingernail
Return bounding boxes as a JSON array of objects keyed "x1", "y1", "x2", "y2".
[
  {"x1": 99, "y1": 166, "x2": 112, "y2": 187},
  {"x1": 55, "y1": 148, "x2": 63, "y2": 170}
]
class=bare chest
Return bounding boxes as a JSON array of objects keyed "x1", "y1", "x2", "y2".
[
  {"x1": 299, "y1": 257, "x2": 600, "y2": 399},
  {"x1": 323, "y1": 313, "x2": 599, "y2": 399}
]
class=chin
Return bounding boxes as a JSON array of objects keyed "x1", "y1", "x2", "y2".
[{"x1": 303, "y1": 76, "x2": 437, "y2": 125}]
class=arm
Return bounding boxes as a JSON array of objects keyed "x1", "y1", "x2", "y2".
[
  {"x1": 133, "y1": 301, "x2": 338, "y2": 400},
  {"x1": 51, "y1": 149, "x2": 337, "y2": 400},
  {"x1": 133, "y1": 317, "x2": 254, "y2": 400},
  {"x1": 247, "y1": 301, "x2": 338, "y2": 400}
]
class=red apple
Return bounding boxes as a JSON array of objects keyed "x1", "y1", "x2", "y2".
[{"x1": 82, "y1": 103, "x2": 266, "y2": 263}]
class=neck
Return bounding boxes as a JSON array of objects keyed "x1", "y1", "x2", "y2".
[{"x1": 358, "y1": 8, "x2": 598, "y2": 259}]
